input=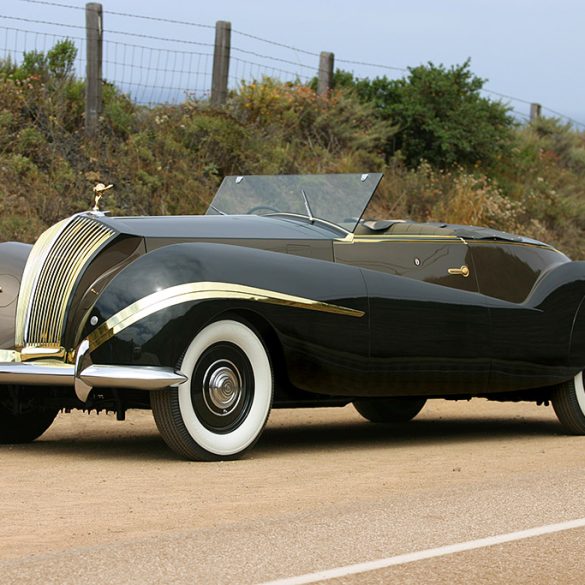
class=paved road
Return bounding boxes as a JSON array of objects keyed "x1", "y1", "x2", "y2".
[{"x1": 1, "y1": 399, "x2": 585, "y2": 584}]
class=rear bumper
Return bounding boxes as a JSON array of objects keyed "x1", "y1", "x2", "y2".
[{"x1": 0, "y1": 344, "x2": 186, "y2": 402}]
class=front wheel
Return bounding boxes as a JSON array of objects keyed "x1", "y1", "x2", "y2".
[
  {"x1": 551, "y1": 372, "x2": 585, "y2": 434},
  {"x1": 152, "y1": 319, "x2": 273, "y2": 461},
  {"x1": 353, "y1": 397, "x2": 427, "y2": 424}
]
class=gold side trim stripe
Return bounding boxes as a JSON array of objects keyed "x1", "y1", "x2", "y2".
[
  {"x1": 336, "y1": 235, "x2": 462, "y2": 244},
  {"x1": 354, "y1": 235, "x2": 460, "y2": 239},
  {"x1": 347, "y1": 239, "x2": 462, "y2": 244},
  {"x1": 86, "y1": 282, "x2": 365, "y2": 351},
  {"x1": 339, "y1": 235, "x2": 560, "y2": 251},
  {"x1": 335, "y1": 234, "x2": 462, "y2": 243}
]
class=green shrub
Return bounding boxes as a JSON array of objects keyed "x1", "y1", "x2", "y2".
[{"x1": 334, "y1": 60, "x2": 515, "y2": 172}]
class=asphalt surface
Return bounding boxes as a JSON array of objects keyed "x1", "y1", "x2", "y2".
[{"x1": 1, "y1": 399, "x2": 585, "y2": 584}]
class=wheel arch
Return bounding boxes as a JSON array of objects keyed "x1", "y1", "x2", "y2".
[
  {"x1": 211, "y1": 307, "x2": 288, "y2": 396},
  {"x1": 569, "y1": 293, "x2": 585, "y2": 368}
]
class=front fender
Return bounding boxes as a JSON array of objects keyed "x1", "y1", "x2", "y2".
[
  {"x1": 82, "y1": 243, "x2": 369, "y2": 385},
  {"x1": 0, "y1": 242, "x2": 32, "y2": 349}
]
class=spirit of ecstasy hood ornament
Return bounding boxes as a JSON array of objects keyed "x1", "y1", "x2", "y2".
[{"x1": 92, "y1": 183, "x2": 113, "y2": 212}]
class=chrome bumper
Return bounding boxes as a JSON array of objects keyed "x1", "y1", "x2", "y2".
[{"x1": 0, "y1": 343, "x2": 187, "y2": 402}]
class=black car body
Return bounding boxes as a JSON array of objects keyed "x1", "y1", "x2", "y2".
[{"x1": 1, "y1": 173, "x2": 584, "y2": 460}]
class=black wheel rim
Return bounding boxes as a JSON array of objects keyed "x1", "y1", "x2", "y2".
[{"x1": 191, "y1": 342, "x2": 254, "y2": 434}]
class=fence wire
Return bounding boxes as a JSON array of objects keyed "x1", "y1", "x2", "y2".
[
  {"x1": 2, "y1": 2, "x2": 584, "y2": 127},
  {"x1": 103, "y1": 40, "x2": 213, "y2": 104},
  {"x1": 0, "y1": 25, "x2": 85, "y2": 77},
  {"x1": 0, "y1": 12, "x2": 320, "y2": 103}
]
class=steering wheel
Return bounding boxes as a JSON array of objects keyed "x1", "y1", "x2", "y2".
[{"x1": 247, "y1": 205, "x2": 280, "y2": 215}]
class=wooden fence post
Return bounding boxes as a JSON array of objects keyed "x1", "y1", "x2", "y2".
[
  {"x1": 318, "y1": 51, "x2": 334, "y2": 95},
  {"x1": 85, "y1": 2, "x2": 103, "y2": 136},
  {"x1": 530, "y1": 103, "x2": 542, "y2": 122},
  {"x1": 211, "y1": 20, "x2": 231, "y2": 106}
]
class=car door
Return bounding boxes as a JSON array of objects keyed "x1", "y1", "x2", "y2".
[
  {"x1": 334, "y1": 235, "x2": 492, "y2": 396},
  {"x1": 335, "y1": 233, "x2": 479, "y2": 292}
]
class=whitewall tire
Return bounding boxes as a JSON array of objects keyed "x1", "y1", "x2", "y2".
[
  {"x1": 152, "y1": 319, "x2": 273, "y2": 461},
  {"x1": 551, "y1": 371, "x2": 585, "y2": 435}
]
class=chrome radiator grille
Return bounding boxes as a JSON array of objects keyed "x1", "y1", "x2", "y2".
[{"x1": 15, "y1": 215, "x2": 116, "y2": 348}]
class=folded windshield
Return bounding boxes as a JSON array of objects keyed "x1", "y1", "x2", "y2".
[{"x1": 207, "y1": 173, "x2": 383, "y2": 233}]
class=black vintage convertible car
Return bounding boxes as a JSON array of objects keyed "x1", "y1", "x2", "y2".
[{"x1": 1, "y1": 173, "x2": 584, "y2": 460}]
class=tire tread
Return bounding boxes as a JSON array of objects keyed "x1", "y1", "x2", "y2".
[
  {"x1": 551, "y1": 378, "x2": 585, "y2": 435},
  {"x1": 151, "y1": 318, "x2": 273, "y2": 461}
]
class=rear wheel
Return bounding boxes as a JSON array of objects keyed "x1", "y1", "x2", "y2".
[
  {"x1": 354, "y1": 397, "x2": 427, "y2": 424},
  {"x1": 152, "y1": 319, "x2": 273, "y2": 461},
  {"x1": 0, "y1": 391, "x2": 58, "y2": 443},
  {"x1": 551, "y1": 372, "x2": 585, "y2": 434}
]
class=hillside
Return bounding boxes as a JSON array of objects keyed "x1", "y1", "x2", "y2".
[{"x1": 1, "y1": 44, "x2": 584, "y2": 258}]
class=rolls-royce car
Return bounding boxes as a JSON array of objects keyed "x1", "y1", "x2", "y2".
[{"x1": 1, "y1": 173, "x2": 584, "y2": 460}]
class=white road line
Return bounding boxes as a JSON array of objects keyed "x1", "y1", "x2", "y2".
[{"x1": 258, "y1": 517, "x2": 585, "y2": 585}]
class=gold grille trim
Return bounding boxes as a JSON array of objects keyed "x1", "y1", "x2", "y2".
[{"x1": 15, "y1": 215, "x2": 116, "y2": 348}]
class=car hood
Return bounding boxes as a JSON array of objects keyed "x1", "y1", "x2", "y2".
[{"x1": 95, "y1": 213, "x2": 338, "y2": 241}]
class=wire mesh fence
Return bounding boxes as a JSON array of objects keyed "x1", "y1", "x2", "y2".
[
  {"x1": 0, "y1": 2, "x2": 407, "y2": 106},
  {"x1": 1, "y1": 0, "x2": 583, "y2": 128},
  {"x1": 103, "y1": 40, "x2": 213, "y2": 104},
  {"x1": 0, "y1": 12, "x2": 324, "y2": 105},
  {"x1": 0, "y1": 25, "x2": 86, "y2": 77}
]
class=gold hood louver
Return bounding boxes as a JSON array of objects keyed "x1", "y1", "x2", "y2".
[{"x1": 15, "y1": 215, "x2": 116, "y2": 349}]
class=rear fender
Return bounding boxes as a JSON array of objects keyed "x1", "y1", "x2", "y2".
[
  {"x1": 526, "y1": 261, "x2": 585, "y2": 370},
  {"x1": 525, "y1": 261, "x2": 585, "y2": 309}
]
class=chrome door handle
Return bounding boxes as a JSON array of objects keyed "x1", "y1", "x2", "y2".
[{"x1": 448, "y1": 265, "x2": 470, "y2": 278}]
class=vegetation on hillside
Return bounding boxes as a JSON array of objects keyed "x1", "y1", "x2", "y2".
[
  {"x1": 330, "y1": 60, "x2": 515, "y2": 172},
  {"x1": 0, "y1": 40, "x2": 584, "y2": 258}
]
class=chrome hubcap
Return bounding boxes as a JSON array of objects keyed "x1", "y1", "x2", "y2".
[{"x1": 203, "y1": 360, "x2": 242, "y2": 415}]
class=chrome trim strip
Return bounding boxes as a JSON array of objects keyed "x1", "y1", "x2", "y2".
[
  {"x1": 79, "y1": 365, "x2": 187, "y2": 390},
  {"x1": 16, "y1": 218, "x2": 71, "y2": 346},
  {"x1": 15, "y1": 214, "x2": 116, "y2": 348},
  {"x1": 86, "y1": 281, "x2": 366, "y2": 352},
  {"x1": 0, "y1": 353, "x2": 187, "y2": 402},
  {"x1": 74, "y1": 339, "x2": 92, "y2": 401},
  {"x1": 0, "y1": 361, "x2": 74, "y2": 385}
]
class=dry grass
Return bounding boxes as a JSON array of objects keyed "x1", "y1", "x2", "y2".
[{"x1": 0, "y1": 74, "x2": 584, "y2": 258}]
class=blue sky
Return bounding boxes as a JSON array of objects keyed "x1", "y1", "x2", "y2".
[{"x1": 3, "y1": 0, "x2": 584, "y2": 126}]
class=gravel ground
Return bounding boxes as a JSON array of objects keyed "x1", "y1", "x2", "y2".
[{"x1": 1, "y1": 399, "x2": 585, "y2": 584}]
